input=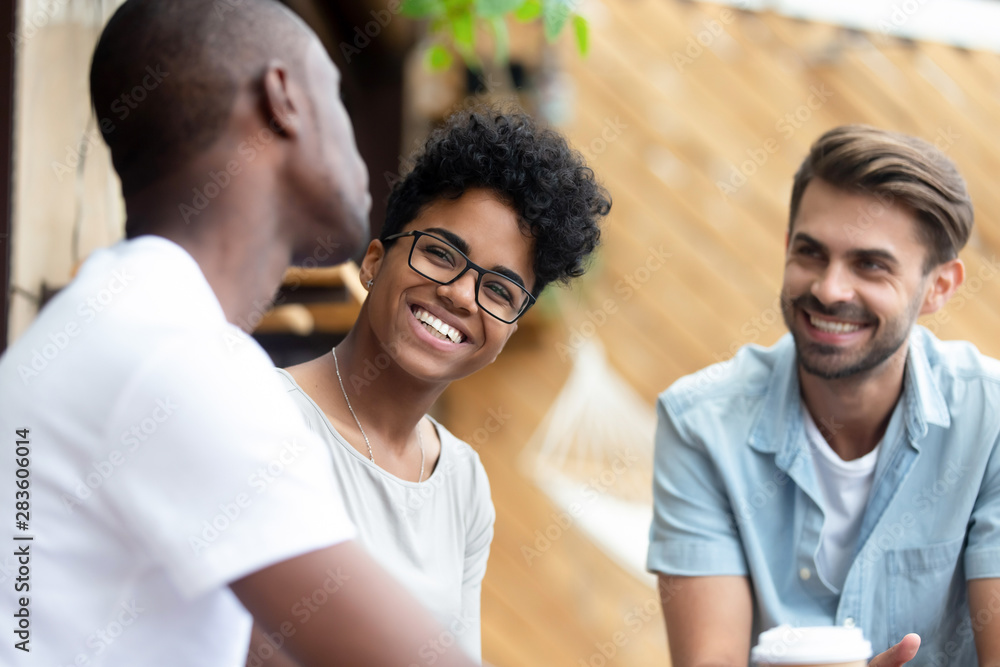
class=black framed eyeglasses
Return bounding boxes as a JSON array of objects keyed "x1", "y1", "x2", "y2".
[{"x1": 384, "y1": 230, "x2": 535, "y2": 323}]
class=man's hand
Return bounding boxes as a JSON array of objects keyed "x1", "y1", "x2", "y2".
[{"x1": 868, "y1": 634, "x2": 920, "y2": 667}]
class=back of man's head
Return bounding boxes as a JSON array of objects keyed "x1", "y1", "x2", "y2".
[
  {"x1": 90, "y1": 0, "x2": 310, "y2": 199},
  {"x1": 789, "y1": 125, "x2": 973, "y2": 273}
]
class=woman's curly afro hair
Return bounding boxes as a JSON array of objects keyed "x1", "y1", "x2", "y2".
[{"x1": 381, "y1": 107, "x2": 611, "y2": 297}]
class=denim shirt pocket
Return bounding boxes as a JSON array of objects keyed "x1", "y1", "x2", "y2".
[{"x1": 886, "y1": 536, "x2": 968, "y2": 655}]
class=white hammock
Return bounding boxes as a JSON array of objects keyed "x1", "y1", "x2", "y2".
[{"x1": 520, "y1": 339, "x2": 656, "y2": 582}]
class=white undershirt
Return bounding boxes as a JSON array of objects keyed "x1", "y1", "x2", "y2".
[{"x1": 802, "y1": 406, "x2": 880, "y2": 592}]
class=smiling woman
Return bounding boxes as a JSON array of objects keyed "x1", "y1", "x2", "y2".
[{"x1": 248, "y1": 107, "x2": 610, "y2": 665}]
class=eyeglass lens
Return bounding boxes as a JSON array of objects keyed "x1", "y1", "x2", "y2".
[{"x1": 410, "y1": 234, "x2": 529, "y2": 321}]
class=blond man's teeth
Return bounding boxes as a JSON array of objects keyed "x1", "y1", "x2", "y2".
[
  {"x1": 809, "y1": 314, "x2": 862, "y2": 334},
  {"x1": 414, "y1": 308, "x2": 464, "y2": 343}
]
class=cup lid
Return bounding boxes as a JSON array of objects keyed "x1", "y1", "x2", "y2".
[{"x1": 751, "y1": 625, "x2": 873, "y2": 664}]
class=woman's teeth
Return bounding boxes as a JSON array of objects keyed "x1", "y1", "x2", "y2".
[
  {"x1": 414, "y1": 308, "x2": 464, "y2": 343},
  {"x1": 809, "y1": 313, "x2": 863, "y2": 334}
]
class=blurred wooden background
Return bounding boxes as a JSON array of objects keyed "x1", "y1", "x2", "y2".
[{"x1": 441, "y1": 2, "x2": 1000, "y2": 665}]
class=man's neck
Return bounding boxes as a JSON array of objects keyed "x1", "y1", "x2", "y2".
[
  {"x1": 124, "y1": 169, "x2": 292, "y2": 331},
  {"x1": 171, "y1": 229, "x2": 292, "y2": 331},
  {"x1": 126, "y1": 150, "x2": 293, "y2": 332},
  {"x1": 798, "y1": 343, "x2": 909, "y2": 461}
]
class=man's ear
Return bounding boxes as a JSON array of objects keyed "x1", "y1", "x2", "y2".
[
  {"x1": 920, "y1": 258, "x2": 965, "y2": 316},
  {"x1": 359, "y1": 239, "x2": 386, "y2": 289},
  {"x1": 261, "y1": 60, "x2": 301, "y2": 139}
]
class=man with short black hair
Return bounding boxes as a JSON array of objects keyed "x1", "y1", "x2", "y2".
[
  {"x1": 0, "y1": 1, "x2": 477, "y2": 665},
  {"x1": 649, "y1": 125, "x2": 1000, "y2": 666}
]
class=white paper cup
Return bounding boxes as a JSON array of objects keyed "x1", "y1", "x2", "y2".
[{"x1": 751, "y1": 625, "x2": 872, "y2": 666}]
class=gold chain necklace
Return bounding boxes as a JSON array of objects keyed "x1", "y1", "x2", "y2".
[{"x1": 332, "y1": 347, "x2": 425, "y2": 482}]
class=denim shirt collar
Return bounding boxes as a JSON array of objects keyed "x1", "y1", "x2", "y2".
[
  {"x1": 747, "y1": 327, "x2": 950, "y2": 461},
  {"x1": 901, "y1": 327, "x2": 951, "y2": 438},
  {"x1": 747, "y1": 335, "x2": 804, "y2": 468}
]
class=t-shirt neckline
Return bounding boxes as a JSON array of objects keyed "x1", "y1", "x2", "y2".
[
  {"x1": 801, "y1": 405, "x2": 880, "y2": 475},
  {"x1": 275, "y1": 368, "x2": 446, "y2": 487}
]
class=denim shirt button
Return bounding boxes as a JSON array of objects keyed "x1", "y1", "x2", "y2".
[
  {"x1": 799, "y1": 567, "x2": 811, "y2": 581},
  {"x1": 844, "y1": 617, "x2": 855, "y2": 627}
]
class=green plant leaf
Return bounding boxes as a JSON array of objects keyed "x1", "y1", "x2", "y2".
[
  {"x1": 401, "y1": 0, "x2": 445, "y2": 18},
  {"x1": 489, "y1": 15, "x2": 510, "y2": 63},
  {"x1": 542, "y1": 0, "x2": 573, "y2": 41},
  {"x1": 477, "y1": 0, "x2": 523, "y2": 18},
  {"x1": 451, "y1": 8, "x2": 475, "y2": 52},
  {"x1": 425, "y1": 43, "x2": 454, "y2": 70},
  {"x1": 514, "y1": 0, "x2": 542, "y2": 21},
  {"x1": 573, "y1": 14, "x2": 589, "y2": 55}
]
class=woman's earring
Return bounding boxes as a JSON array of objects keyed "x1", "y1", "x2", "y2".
[{"x1": 366, "y1": 280, "x2": 374, "y2": 289}]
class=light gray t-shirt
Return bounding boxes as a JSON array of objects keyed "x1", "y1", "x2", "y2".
[{"x1": 275, "y1": 369, "x2": 495, "y2": 663}]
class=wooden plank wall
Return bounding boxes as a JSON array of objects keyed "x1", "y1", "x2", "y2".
[{"x1": 440, "y1": 2, "x2": 1000, "y2": 665}]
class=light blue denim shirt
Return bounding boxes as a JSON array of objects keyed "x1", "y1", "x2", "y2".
[{"x1": 648, "y1": 327, "x2": 1000, "y2": 665}]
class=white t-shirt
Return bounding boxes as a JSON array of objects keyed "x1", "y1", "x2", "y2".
[
  {"x1": 0, "y1": 236, "x2": 355, "y2": 666},
  {"x1": 276, "y1": 369, "x2": 495, "y2": 663},
  {"x1": 802, "y1": 407, "x2": 879, "y2": 592}
]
